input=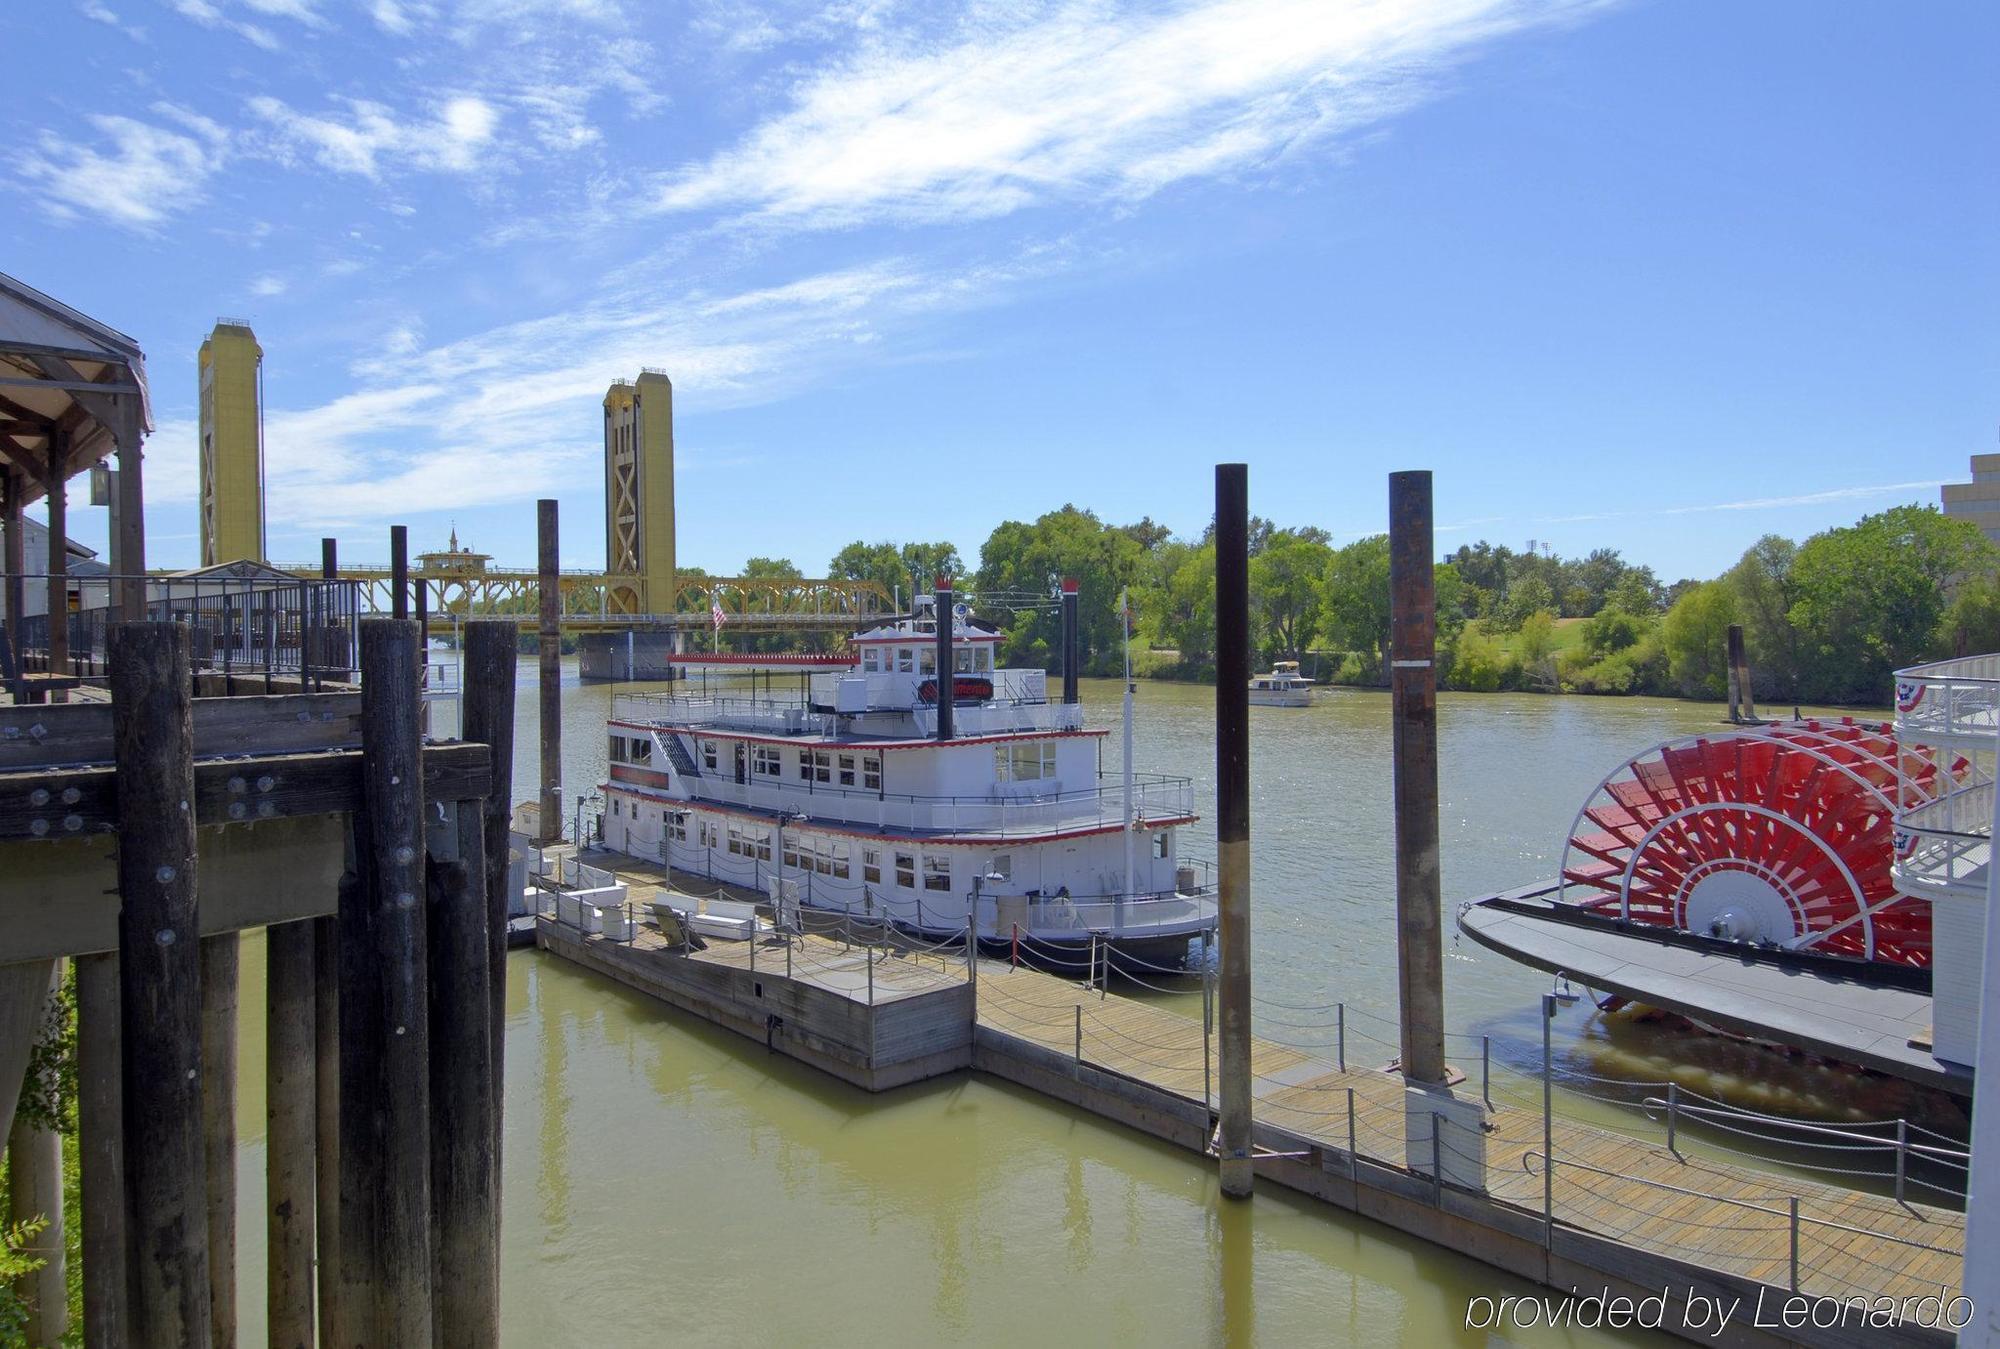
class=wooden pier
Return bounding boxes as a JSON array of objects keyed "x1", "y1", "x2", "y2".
[{"x1": 536, "y1": 883, "x2": 1964, "y2": 1349}]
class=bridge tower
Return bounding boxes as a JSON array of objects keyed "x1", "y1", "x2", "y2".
[
  {"x1": 602, "y1": 370, "x2": 676, "y2": 615},
  {"x1": 198, "y1": 320, "x2": 265, "y2": 565}
]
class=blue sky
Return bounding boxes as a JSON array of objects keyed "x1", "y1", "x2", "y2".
[{"x1": 6, "y1": 0, "x2": 1994, "y2": 580}]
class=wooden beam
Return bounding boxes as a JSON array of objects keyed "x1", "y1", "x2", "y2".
[
  {"x1": 75, "y1": 952, "x2": 129, "y2": 1349},
  {"x1": 200, "y1": 934, "x2": 239, "y2": 1349},
  {"x1": 265, "y1": 920, "x2": 316, "y2": 1349},
  {"x1": 0, "y1": 376, "x2": 143, "y2": 396},
  {"x1": 338, "y1": 619, "x2": 434, "y2": 1344},
  {"x1": 112, "y1": 621, "x2": 212, "y2": 1346},
  {"x1": 0, "y1": 689, "x2": 364, "y2": 771},
  {"x1": 0, "y1": 395, "x2": 60, "y2": 429},
  {"x1": 0, "y1": 740, "x2": 493, "y2": 841}
]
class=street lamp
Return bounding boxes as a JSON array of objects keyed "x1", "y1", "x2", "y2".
[{"x1": 969, "y1": 866, "x2": 1007, "y2": 979}]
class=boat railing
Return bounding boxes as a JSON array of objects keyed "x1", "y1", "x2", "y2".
[
  {"x1": 1894, "y1": 655, "x2": 2000, "y2": 746},
  {"x1": 978, "y1": 890, "x2": 1217, "y2": 938},
  {"x1": 662, "y1": 772, "x2": 1196, "y2": 837},
  {"x1": 613, "y1": 693, "x2": 840, "y2": 737}
]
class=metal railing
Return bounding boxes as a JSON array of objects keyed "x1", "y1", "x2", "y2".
[
  {"x1": 645, "y1": 770, "x2": 1195, "y2": 837},
  {"x1": 1894, "y1": 654, "x2": 2000, "y2": 746},
  {"x1": 6, "y1": 571, "x2": 361, "y2": 685}
]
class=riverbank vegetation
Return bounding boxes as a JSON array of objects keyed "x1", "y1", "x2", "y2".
[{"x1": 822, "y1": 499, "x2": 1995, "y2": 705}]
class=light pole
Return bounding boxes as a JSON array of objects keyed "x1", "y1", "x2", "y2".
[{"x1": 969, "y1": 867, "x2": 1005, "y2": 983}]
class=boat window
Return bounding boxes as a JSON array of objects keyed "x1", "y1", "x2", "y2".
[
  {"x1": 990, "y1": 853, "x2": 1012, "y2": 880},
  {"x1": 609, "y1": 736, "x2": 628, "y2": 764},
  {"x1": 863, "y1": 755, "x2": 882, "y2": 791},
  {"x1": 863, "y1": 848, "x2": 882, "y2": 884},
  {"x1": 668, "y1": 813, "x2": 688, "y2": 843},
  {"x1": 701, "y1": 740, "x2": 719, "y2": 771},
  {"x1": 630, "y1": 736, "x2": 651, "y2": 765},
  {"x1": 923, "y1": 854, "x2": 953, "y2": 892},
  {"x1": 611, "y1": 797, "x2": 621, "y2": 817},
  {"x1": 895, "y1": 851, "x2": 916, "y2": 889},
  {"x1": 698, "y1": 819, "x2": 719, "y2": 848},
  {"x1": 753, "y1": 746, "x2": 782, "y2": 777},
  {"x1": 980, "y1": 646, "x2": 993, "y2": 671},
  {"x1": 998, "y1": 739, "x2": 1057, "y2": 781},
  {"x1": 1153, "y1": 831, "x2": 1168, "y2": 859},
  {"x1": 954, "y1": 646, "x2": 975, "y2": 673},
  {"x1": 802, "y1": 750, "x2": 832, "y2": 784},
  {"x1": 918, "y1": 646, "x2": 935, "y2": 675},
  {"x1": 727, "y1": 823, "x2": 771, "y2": 861},
  {"x1": 862, "y1": 647, "x2": 880, "y2": 672},
  {"x1": 838, "y1": 754, "x2": 856, "y2": 787},
  {"x1": 896, "y1": 647, "x2": 914, "y2": 673},
  {"x1": 782, "y1": 834, "x2": 803, "y2": 871}
]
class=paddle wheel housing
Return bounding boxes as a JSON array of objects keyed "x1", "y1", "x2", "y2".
[{"x1": 1558, "y1": 720, "x2": 1967, "y2": 967}]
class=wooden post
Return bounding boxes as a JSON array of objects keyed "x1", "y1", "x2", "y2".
[
  {"x1": 314, "y1": 533, "x2": 342, "y2": 1349},
  {"x1": 1390, "y1": 471, "x2": 1447, "y2": 1087},
  {"x1": 8, "y1": 961, "x2": 67, "y2": 1347},
  {"x1": 201, "y1": 931, "x2": 240, "y2": 1348},
  {"x1": 2, "y1": 467, "x2": 23, "y2": 697},
  {"x1": 340, "y1": 618, "x2": 434, "y2": 1345},
  {"x1": 111, "y1": 620, "x2": 211, "y2": 1346},
  {"x1": 76, "y1": 951, "x2": 129, "y2": 1348},
  {"x1": 44, "y1": 432, "x2": 69, "y2": 684},
  {"x1": 1727, "y1": 623, "x2": 1759, "y2": 724},
  {"x1": 1214, "y1": 463, "x2": 1253, "y2": 1198},
  {"x1": 427, "y1": 795, "x2": 497, "y2": 1347},
  {"x1": 461, "y1": 619, "x2": 518, "y2": 1215},
  {"x1": 537, "y1": 501, "x2": 562, "y2": 843},
  {"x1": 266, "y1": 920, "x2": 317, "y2": 1349}
]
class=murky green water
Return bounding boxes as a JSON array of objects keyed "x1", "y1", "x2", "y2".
[{"x1": 215, "y1": 665, "x2": 1896, "y2": 1344}]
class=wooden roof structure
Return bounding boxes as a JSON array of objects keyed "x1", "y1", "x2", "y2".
[{"x1": 0, "y1": 270, "x2": 152, "y2": 508}]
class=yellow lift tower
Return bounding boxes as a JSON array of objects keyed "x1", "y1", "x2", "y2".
[
  {"x1": 198, "y1": 320, "x2": 265, "y2": 565},
  {"x1": 602, "y1": 369, "x2": 675, "y2": 615}
]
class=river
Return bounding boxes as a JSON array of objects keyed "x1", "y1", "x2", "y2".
[{"x1": 212, "y1": 663, "x2": 1909, "y2": 1345}]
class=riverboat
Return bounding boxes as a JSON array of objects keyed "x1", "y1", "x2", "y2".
[
  {"x1": 1248, "y1": 660, "x2": 1313, "y2": 707},
  {"x1": 597, "y1": 591, "x2": 1217, "y2": 969}
]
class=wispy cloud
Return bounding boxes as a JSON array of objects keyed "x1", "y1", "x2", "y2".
[
  {"x1": 1532, "y1": 481, "x2": 1945, "y2": 527},
  {"x1": 168, "y1": 0, "x2": 280, "y2": 48},
  {"x1": 19, "y1": 105, "x2": 228, "y2": 229},
  {"x1": 652, "y1": 0, "x2": 1599, "y2": 229},
  {"x1": 250, "y1": 94, "x2": 501, "y2": 178}
]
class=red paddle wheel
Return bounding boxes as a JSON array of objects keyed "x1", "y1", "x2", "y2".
[{"x1": 1559, "y1": 720, "x2": 1965, "y2": 967}]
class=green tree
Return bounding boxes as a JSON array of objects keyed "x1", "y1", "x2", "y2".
[
  {"x1": 1788, "y1": 505, "x2": 1994, "y2": 702},
  {"x1": 1723, "y1": 534, "x2": 1801, "y2": 699},
  {"x1": 1250, "y1": 529, "x2": 1332, "y2": 660},
  {"x1": 975, "y1": 505, "x2": 1146, "y2": 672},
  {"x1": 1494, "y1": 575, "x2": 1555, "y2": 632},
  {"x1": 1320, "y1": 535, "x2": 1391, "y2": 676},
  {"x1": 1134, "y1": 538, "x2": 1217, "y2": 666},
  {"x1": 1662, "y1": 580, "x2": 1737, "y2": 698}
]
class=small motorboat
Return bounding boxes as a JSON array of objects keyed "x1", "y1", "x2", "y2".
[{"x1": 1248, "y1": 660, "x2": 1314, "y2": 707}]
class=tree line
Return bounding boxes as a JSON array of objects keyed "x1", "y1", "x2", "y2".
[{"x1": 807, "y1": 500, "x2": 1996, "y2": 706}]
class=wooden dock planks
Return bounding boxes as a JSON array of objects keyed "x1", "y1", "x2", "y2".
[{"x1": 974, "y1": 964, "x2": 1964, "y2": 1308}]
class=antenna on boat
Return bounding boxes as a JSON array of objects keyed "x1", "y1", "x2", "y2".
[{"x1": 1121, "y1": 585, "x2": 1135, "y2": 922}]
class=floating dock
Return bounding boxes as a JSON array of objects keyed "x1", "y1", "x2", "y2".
[
  {"x1": 538, "y1": 870, "x2": 1964, "y2": 1349},
  {"x1": 1459, "y1": 885, "x2": 1968, "y2": 1096}
]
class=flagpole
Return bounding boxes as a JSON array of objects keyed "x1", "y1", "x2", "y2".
[{"x1": 1122, "y1": 586, "x2": 1135, "y2": 935}]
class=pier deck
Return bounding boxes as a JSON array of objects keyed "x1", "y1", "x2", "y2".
[
  {"x1": 536, "y1": 890, "x2": 1964, "y2": 1347},
  {"x1": 975, "y1": 963, "x2": 1964, "y2": 1338}
]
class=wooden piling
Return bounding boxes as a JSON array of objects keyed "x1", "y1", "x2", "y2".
[
  {"x1": 75, "y1": 951, "x2": 129, "y2": 1348},
  {"x1": 427, "y1": 796, "x2": 497, "y2": 1348},
  {"x1": 2, "y1": 469, "x2": 23, "y2": 697},
  {"x1": 933, "y1": 577, "x2": 953, "y2": 742},
  {"x1": 339, "y1": 618, "x2": 435, "y2": 1346},
  {"x1": 1727, "y1": 623, "x2": 1758, "y2": 723},
  {"x1": 111, "y1": 621, "x2": 212, "y2": 1346},
  {"x1": 314, "y1": 537, "x2": 341, "y2": 1349},
  {"x1": 200, "y1": 930, "x2": 240, "y2": 1348},
  {"x1": 1213, "y1": 463, "x2": 1253, "y2": 1198},
  {"x1": 1389, "y1": 470, "x2": 1446, "y2": 1088},
  {"x1": 537, "y1": 500, "x2": 562, "y2": 843},
  {"x1": 266, "y1": 921, "x2": 317, "y2": 1349},
  {"x1": 461, "y1": 620, "x2": 518, "y2": 1207},
  {"x1": 8, "y1": 961, "x2": 67, "y2": 1347}
]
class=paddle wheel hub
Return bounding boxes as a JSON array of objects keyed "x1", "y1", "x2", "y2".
[{"x1": 1559, "y1": 719, "x2": 1965, "y2": 967}]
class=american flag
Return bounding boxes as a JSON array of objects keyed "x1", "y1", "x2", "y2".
[{"x1": 710, "y1": 596, "x2": 727, "y2": 630}]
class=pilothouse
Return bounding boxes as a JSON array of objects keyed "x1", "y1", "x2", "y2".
[{"x1": 598, "y1": 583, "x2": 1217, "y2": 968}]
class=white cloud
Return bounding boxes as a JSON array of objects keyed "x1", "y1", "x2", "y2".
[
  {"x1": 18, "y1": 110, "x2": 226, "y2": 229},
  {"x1": 1535, "y1": 481, "x2": 1945, "y2": 526},
  {"x1": 168, "y1": 0, "x2": 280, "y2": 48},
  {"x1": 78, "y1": 0, "x2": 147, "y2": 38},
  {"x1": 250, "y1": 94, "x2": 501, "y2": 178},
  {"x1": 653, "y1": 0, "x2": 1597, "y2": 228},
  {"x1": 250, "y1": 273, "x2": 288, "y2": 296}
]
